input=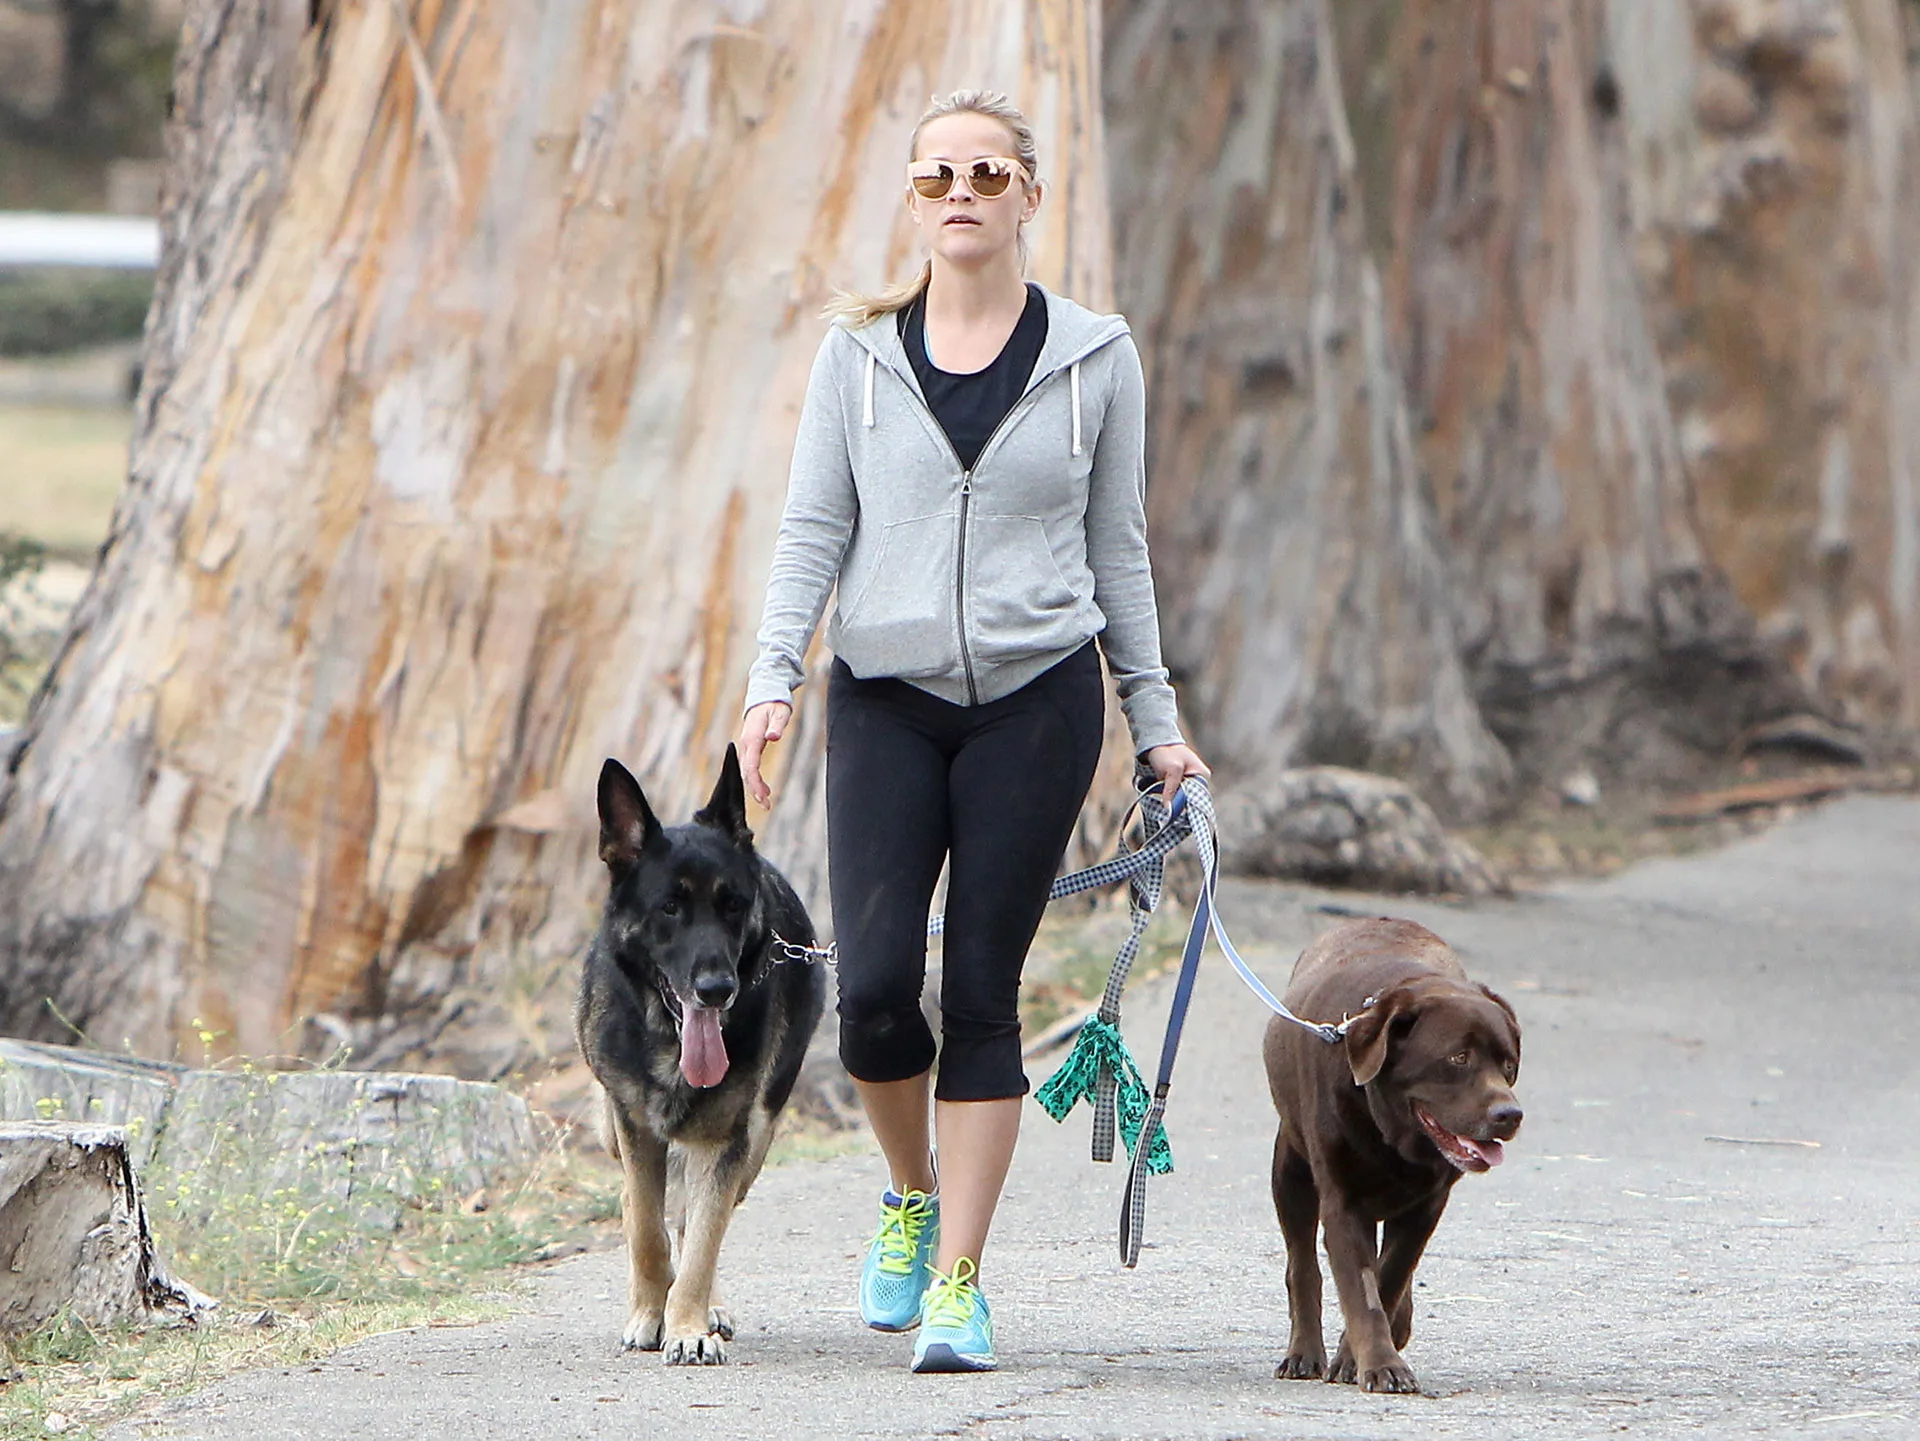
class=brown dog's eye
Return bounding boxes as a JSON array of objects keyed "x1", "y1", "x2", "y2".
[
  {"x1": 1449, "y1": 1050, "x2": 1470, "y2": 1067},
  {"x1": 1504, "y1": 1059, "x2": 1518, "y2": 1083}
]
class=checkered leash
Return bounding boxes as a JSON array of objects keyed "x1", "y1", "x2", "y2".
[{"x1": 773, "y1": 772, "x2": 1358, "y2": 1267}]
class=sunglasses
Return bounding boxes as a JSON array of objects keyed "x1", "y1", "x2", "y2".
[{"x1": 908, "y1": 156, "x2": 1031, "y2": 201}]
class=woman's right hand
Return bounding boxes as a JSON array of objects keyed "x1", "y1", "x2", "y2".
[{"x1": 738, "y1": 701, "x2": 794, "y2": 808}]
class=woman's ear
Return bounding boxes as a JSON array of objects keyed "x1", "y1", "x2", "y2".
[{"x1": 1022, "y1": 179, "x2": 1044, "y2": 224}]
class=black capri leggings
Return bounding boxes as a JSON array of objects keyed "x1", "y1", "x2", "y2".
[{"x1": 826, "y1": 643, "x2": 1106, "y2": 1102}]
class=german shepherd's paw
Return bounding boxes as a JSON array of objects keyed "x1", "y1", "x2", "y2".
[
  {"x1": 621, "y1": 1310, "x2": 666, "y2": 1351},
  {"x1": 663, "y1": 1329, "x2": 728, "y2": 1366}
]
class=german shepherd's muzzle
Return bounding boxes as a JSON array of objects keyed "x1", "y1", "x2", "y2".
[{"x1": 575, "y1": 745, "x2": 825, "y2": 1364}]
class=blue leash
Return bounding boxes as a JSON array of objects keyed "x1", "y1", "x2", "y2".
[
  {"x1": 775, "y1": 774, "x2": 1359, "y2": 1266},
  {"x1": 1031, "y1": 777, "x2": 1357, "y2": 1267}
]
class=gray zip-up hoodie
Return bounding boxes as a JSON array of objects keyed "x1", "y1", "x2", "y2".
[{"x1": 745, "y1": 284, "x2": 1184, "y2": 754}]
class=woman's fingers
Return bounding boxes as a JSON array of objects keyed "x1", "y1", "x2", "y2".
[
  {"x1": 1144, "y1": 742, "x2": 1210, "y2": 802},
  {"x1": 738, "y1": 702, "x2": 792, "y2": 808}
]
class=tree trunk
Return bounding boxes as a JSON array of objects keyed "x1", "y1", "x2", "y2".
[
  {"x1": 1369, "y1": 0, "x2": 1813, "y2": 796},
  {"x1": 1609, "y1": 0, "x2": 1920, "y2": 731},
  {"x1": 1105, "y1": 0, "x2": 1513, "y2": 819},
  {"x1": 0, "y1": 0, "x2": 1119, "y2": 1074}
]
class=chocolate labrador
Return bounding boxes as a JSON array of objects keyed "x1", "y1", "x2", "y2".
[{"x1": 1264, "y1": 918, "x2": 1522, "y2": 1394}]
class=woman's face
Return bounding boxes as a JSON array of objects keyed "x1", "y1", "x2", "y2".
[{"x1": 907, "y1": 112, "x2": 1039, "y2": 272}]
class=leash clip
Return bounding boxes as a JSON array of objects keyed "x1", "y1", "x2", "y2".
[
  {"x1": 769, "y1": 932, "x2": 837, "y2": 968},
  {"x1": 1325, "y1": 993, "x2": 1378, "y2": 1044}
]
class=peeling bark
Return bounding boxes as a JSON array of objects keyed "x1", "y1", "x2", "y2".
[
  {"x1": 1106, "y1": 0, "x2": 1512, "y2": 819},
  {"x1": 0, "y1": 0, "x2": 1120, "y2": 1072},
  {"x1": 1374, "y1": 0, "x2": 1808, "y2": 790},
  {"x1": 1611, "y1": 0, "x2": 1920, "y2": 729}
]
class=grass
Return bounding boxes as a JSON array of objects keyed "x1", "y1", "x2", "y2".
[
  {"x1": 3, "y1": 1296, "x2": 510, "y2": 1441},
  {"x1": 0, "y1": 402, "x2": 129, "y2": 555},
  {"x1": 1017, "y1": 892, "x2": 1194, "y2": 1036},
  {"x1": 0, "y1": 1074, "x2": 626, "y2": 1440}
]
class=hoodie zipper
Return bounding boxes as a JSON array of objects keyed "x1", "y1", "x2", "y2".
[
  {"x1": 861, "y1": 327, "x2": 1120, "y2": 706},
  {"x1": 955, "y1": 470, "x2": 977, "y2": 703}
]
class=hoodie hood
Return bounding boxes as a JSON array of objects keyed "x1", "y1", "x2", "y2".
[{"x1": 841, "y1": 284, "x2": 1132, "y2": 453}]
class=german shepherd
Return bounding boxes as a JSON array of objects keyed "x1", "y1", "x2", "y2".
[{"x1": 576, "y1": 745, "x2": 826, "y2": 1365}]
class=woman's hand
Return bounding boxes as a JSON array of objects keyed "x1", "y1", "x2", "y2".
[
  {"x1": 738, "y1": 701, "x2": 793, "y2": 808},
  {"x1": 1141, "y1": 741, "x2": 1210, "y2": 805}
]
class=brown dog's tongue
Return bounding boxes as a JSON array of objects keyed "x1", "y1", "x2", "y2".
[
  {"x1": 1465, "y1": 1136, "x2": 1505, "y2": 1168},
  {"x1": 680, "y1": 1007, "x2": 729, "y2": 1088}
]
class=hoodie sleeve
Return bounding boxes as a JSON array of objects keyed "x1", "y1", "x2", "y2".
[
  {"x1": 744, "y1": 331, "x2": 858, "y2": 712},
  {"x1": 1084, "y1": 333, "x2": 1185, "y2": 754}
]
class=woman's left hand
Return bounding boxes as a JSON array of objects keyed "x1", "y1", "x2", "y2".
[{"x1": 1141, "y1": 742, "x2": 1210, "y2": 804}]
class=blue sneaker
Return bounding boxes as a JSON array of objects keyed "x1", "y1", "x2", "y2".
[
  {"x1": 911, "y1": 1256, "x2": 995, "y2": 1373},
  {"x1": 859, "y1": 1189, "x2": 939, "y2": 1331}
]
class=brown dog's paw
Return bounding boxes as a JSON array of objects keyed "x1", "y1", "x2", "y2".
[
  {"x1": 1327, "y1": 1337, "x2": 1355, "y2": 1385},
  {"x1": 1275, "y1": 1350, "x2": 1327, "y2": 1380},
  {"x1": 708, "y1": 1305, "x2": 736, "y2": 1341},
  {"x1": 1360, "y1": 1360, "x2": 1420, "y2": 1394},
  {"x1": 662, "y1": 1329, "x2": 728, "y2": 1366}
]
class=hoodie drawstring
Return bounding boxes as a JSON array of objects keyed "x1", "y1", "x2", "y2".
[
  {"x1": 863, "y1": 350, "x2": 876, "y2": 428},
  {"x1": 1069, "y1": 360, "x2": 1083, "y2": 457}
]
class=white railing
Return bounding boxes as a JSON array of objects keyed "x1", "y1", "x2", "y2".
[{"x1": 0, "y1": 212, "x2": 159, "y2": 269}]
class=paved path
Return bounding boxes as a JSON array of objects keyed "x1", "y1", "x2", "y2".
[{"x1": 115, "y1": 796, "x2": 1920, "y2": 1440}]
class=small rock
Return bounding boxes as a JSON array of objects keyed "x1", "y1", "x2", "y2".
[{"x1": 1559, "y1": 769, "x2": 1601, "y2": 808}]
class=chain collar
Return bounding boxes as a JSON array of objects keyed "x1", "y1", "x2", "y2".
[{"x1": 769, "y1": 931, "x2": 837, "y2": 968}]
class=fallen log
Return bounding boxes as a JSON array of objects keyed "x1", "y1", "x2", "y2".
[
  {"x1": 1214, "y1": 767, "x2": 1509, "y2": 897},
  {"x1": 1653, "y1": 771, "x2": 1857, "y2": 824},
  {"x1": 0, "y1": 1122, "x2": 212, "y2": 1334},
  {"x1": 0, "y1": 1041, "x2": 545, "y2": 1227}
]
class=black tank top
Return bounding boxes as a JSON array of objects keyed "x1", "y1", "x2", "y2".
[{"x1": 899, "y1": 283, "x2": 1049, "y2": 472}]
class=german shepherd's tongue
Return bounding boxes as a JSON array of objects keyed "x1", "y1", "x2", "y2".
[{"x1": 680, "y1": 1006, "x2": 729, "y2": 1088}]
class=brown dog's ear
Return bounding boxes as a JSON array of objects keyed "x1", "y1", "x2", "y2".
[
  {"x1": 599, "y1": 758, "x2": 664, "y2": 871},
  {"x1": 693, "y1": 743, "x2": 754, "y2": 848},
  {"x1": 1479, "y1": 983, "x2": 1521, "y2": 1062},
  {"x1": 1343, "y1": 984, "x2": 1416, "y2": 1087}
]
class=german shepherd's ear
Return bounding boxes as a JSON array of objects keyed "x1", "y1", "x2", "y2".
[
  {"x1": 1343, "y1": 983, "x2": 1418, "y2": 1087},
  {"x1": 598, "y1": 758, "x2": 664, "y2": 871},
  {"x1": 694, "y1": 743, "x2": 755, "y2": 848}
]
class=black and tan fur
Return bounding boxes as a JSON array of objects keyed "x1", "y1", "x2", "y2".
[{"x1": 575, "y1": 746, "x2": 825, "y2": 1365}]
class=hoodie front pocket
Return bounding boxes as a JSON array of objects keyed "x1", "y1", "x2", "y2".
[
  {"x1": 834, "y1": 514, "x2": 959, "y2": 679},
  {"x1": 966, "y1": 514, "x2": 1085, "y2": 661}
]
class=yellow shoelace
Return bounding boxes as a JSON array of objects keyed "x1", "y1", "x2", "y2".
[
  {"x1": 922, "y1": 1255, "x2": 981, "y2": 1328},
  {"x1": 870, "y1": 1190, "x2": 934, "y2": 1276}
]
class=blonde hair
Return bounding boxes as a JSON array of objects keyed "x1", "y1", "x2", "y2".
[{"x1": 824, "y1": 89, "x2": 1041, "y2": 327}]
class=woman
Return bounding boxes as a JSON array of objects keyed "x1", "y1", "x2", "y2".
[{"x1": 738, "y1": 90, "x2": 1207, "y2": 1374}]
